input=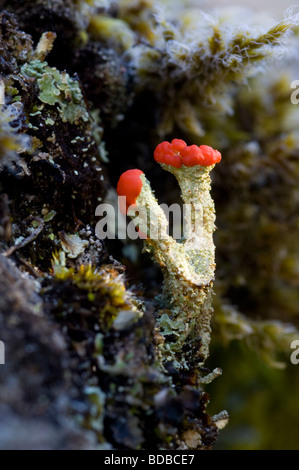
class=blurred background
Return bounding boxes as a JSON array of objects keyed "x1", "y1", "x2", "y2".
[
  {"x1": 206, "y1": 0, "x2": 294, "y2": 15},
  {"x1": 197, "y1": 0, "x2": 299, "y2": 449}
]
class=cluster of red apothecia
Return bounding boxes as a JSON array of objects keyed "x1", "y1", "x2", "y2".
[
  {"x1": 154, "y1": 139, "x2": 221, "y2": 168},
  {"x1": 116, "y1": 140, "x2": 222, "y2": 213}
]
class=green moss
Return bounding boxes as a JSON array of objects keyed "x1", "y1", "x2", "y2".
[
  {"x1": 51, "y1": 251, "x2": 141, "y2": 331},
  {"x1": 120, "y1": 4, "x2": 299, "y2": 137},
  {"x1": 88, "y1": 14, "x2": 135, "y2": 50}
]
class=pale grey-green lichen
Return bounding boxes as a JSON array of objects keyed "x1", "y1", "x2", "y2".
[
  {"x1": 127, "y1": 164, "x2": 218, "y2": 369},
  {"x1": 59, "y1": 232, "x2": 89, "y2": 259},
  {"x1": 21, "y1": 60, "x2": 89, "y2": 124}
]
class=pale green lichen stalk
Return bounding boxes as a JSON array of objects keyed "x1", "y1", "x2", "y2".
[
  {"x1": 117, "y1": 141, "x2": 221, "y2": 370},
  {"x1": 157, "y1": 165, "x2": 216, "y2": 367}
]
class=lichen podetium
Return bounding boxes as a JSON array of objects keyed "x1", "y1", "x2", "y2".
[{"x1": 117, "y1": 140, "x2": 221, "y2": 371}]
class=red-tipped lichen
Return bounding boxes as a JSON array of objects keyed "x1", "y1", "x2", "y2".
[
  {"x1": 181, "y1": 145, "x2": 204, "y2": 167},
  {"x1": 116, "y1": 169, "x2": 144, "y2": 213},
  {"x1": 154, "y1": 140, "x2": 221, "y2": 168},
  {"x1": 199, "y1": 145, "x2": 222, "y2": 166},
  {"x1": 154, "y1": 139, "x2": 186, "y2": 168}
]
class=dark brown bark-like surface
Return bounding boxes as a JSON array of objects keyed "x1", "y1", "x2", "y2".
[{"x1": 0, "y1": 8, "x2": 218, "y2": 449}]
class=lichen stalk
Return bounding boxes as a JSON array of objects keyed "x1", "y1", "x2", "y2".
[{"x1": 118, "y1": 144, "x2": 221, "y2": 370}]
